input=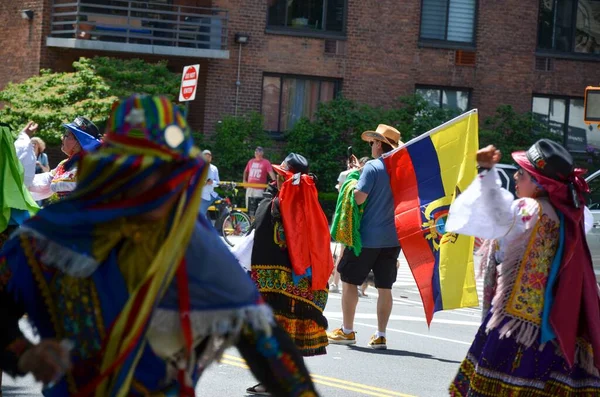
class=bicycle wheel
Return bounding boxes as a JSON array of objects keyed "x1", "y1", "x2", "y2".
[{"x1": 221, "y1": 211, "x2": 251, "y2": 247}]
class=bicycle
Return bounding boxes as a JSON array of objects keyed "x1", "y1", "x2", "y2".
[{"x1": 208, "y1": 182, "x2": 252, "y2": 247}]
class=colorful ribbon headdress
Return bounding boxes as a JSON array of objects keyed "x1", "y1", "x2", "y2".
[{"x1": 24, "y1": 95, "x2": 206, "y2": 396}]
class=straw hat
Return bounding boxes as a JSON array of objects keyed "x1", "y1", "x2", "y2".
[{"x1": 361, "y1": 124, "x2": 402, "y2": 149}]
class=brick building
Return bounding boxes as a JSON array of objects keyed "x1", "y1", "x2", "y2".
[{"x1": 1, "y1": 0, "x2": 599, "y2": 153}]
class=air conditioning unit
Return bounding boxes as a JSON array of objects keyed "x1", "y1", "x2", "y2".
[
  {"x1": 324, "y1": 39, "x2": 346, "y2": 56},
  {"x1": 455, "y1": 50, "x2": 476, "y2": 66},
  {"x1": 535, "y1": 57, "x2": 554, "y2": 72}
]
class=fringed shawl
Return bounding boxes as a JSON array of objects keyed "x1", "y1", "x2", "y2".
[{"x1": 330, "y1": 170, "x2": 364, "y2": 256}]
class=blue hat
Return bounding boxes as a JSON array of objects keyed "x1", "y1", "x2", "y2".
[{"x1": 63, "y1": 116, "x2": 101, "y2": 152}]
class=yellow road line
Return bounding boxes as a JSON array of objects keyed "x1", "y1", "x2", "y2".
[{"x1": 221, "y1": 355, "x2": 415, "y2": 397}]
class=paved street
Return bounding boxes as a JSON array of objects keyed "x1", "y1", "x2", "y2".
[
  {"x1": 2, "y1": 250, "x2": 482, "y2": 397},
  {"x1": 194, "y1": 251, "x2": 482, "y2": 397}
]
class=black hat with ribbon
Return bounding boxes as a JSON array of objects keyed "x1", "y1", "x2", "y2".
[{"x1": 273, "y1": 153, "x2": 309, "y2": 176}]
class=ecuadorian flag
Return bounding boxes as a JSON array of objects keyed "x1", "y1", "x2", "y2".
[{"x1": 383, "y1": 110, "x2": 479, "y2": 324}]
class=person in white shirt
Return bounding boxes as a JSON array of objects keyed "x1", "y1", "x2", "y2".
[
  {"x1": 199, "y1": 149, "x2": 221, "y2": 216},
  {"x1": 13, "y1": 121, "x2": 38, "y2": 188}
]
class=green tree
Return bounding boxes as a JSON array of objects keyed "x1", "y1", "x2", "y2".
[
  {"x1": 479, "y1": 105, "x2": 560, "y2": 159},
  {"x1": 207, "y1": 112, "x2": 271, "y2": 182},
  {"x1": 0, "y1": 57, "x2": 181, "y2": 145},
  {"x1": 286, "y1": 95, "x2": 457, "y2": 192}
]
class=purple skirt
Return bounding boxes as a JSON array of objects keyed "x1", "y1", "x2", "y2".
[{"x1": 450, "y1": 315, "x2": 600, "y2": 396}]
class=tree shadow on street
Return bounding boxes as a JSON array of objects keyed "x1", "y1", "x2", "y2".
[{"x1": 347, "y1": 345, "x2": 461, "y2": 364}]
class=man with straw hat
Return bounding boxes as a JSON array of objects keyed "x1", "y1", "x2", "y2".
[{"x1": 328, "y1": 124, "x2": 402, "y2": 350}]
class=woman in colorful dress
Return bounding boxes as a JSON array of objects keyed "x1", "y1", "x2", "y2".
[
  {"x1": 446, "y1": 139, "x2": 600, "y2": 396},
  {"x1": 246, "y1": 153, "x2": 334, "y2": 395},
  {"x1": 29, "y1": 116, "x2": 101, "y2": 202},
  {"x1": 0, "y1": 96, "x2": 318, "y2": 397}
]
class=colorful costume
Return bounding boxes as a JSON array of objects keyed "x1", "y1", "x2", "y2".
[
  {"x1": 250, "y1": 153, "x2": 333, "y2": 357},
  {"x1": 447, "y1": 139, "x2": 600, "y2": 396},
  {"x1": 330, "y1": 170, "x2": 364, "y2": 256},
  {"x1": 0, "y1": 123, "x2": 38, "y2": 246},
  {"x1": 29, "y1": 117, "x2": 101, "y2": 203},
  {"x1": 0, "y1": 96, "x2": 318, "y2": 396}
]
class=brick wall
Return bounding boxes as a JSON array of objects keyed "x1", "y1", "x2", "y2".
[
  {"x1": 203, "y1": 0, "x2": 600, "y2": 135},
  {"x1": 0, "y1": 0, "x2": 46, "y2": 91},
  {"x1": 2, "y1": 0, "x2": 599, "y2": 140},
  {"x1": 205, "y1": 0, "x2": 346, "y2": 134}
]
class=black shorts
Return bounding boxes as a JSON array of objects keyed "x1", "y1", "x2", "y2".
[{"x1": 338, "y1": 246, "x2": 401, "y2": 289}]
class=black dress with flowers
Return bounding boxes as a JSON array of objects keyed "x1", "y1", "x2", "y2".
[{"x1": 250, "y1": 187, "x2": 329, "y2": 356}]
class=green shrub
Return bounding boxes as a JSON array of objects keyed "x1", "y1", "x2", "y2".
[
  {"x1": 479, "y1": 105, "x2": 560, "y2": 160},
  {"x1": 286, "y1": 95, "x2": 457, "y2": 192},
  {"x1": 0, "y1": 57, "x2": 181, "y2": 145}
]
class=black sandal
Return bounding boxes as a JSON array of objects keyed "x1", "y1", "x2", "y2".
[{"x1": 246, "y1": 383, "x2": 270, "y2": 396}]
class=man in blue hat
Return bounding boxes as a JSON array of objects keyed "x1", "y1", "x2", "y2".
[{"x1": 29, "y1": 116, "x2": 101, "y2": 203}]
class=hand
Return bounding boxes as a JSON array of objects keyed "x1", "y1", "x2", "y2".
[
  {"x1": 18, "y1": 340, "x2": 71, "y2": 385},
  {"x1": 477, "y1": 145, "x2": 501, "y2": 168},
  {"x1": 23, "y1": 121, "x2": 39, "y2": 138},
  {"x1": 348, "y1": 155, "x2": 360, "y2": 170},
  {"x1": 36, "y1": 161, "x2": 41, "y2": 166},
  {"x1": 206, "y1": 179, "x2": 213, "y2": 185}
]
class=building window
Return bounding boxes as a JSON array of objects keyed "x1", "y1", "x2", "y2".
[
  {"x1": 532, "y1": 95, "x2": 598, "y2": 152},
  {"x1": 538, "y1": 0, "x2": 600, "y2": 55},
  {"x1": 262, "y1": 75, "x2": 341, "y2": 133},
  {"x1": 267, "y1": 0, "x2": 346, "y2": 35},
  {"x1": 416, "y1": 86, "x2": 471, "y2": 113},
  {"x1": 419, "y1": 0, "x2": 477, "y2": 44}
]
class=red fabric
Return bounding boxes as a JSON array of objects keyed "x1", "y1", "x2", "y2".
[
  {"x1": 513, "y1": 151, "x2": 600, "y2": 370},
  {"x1": 177, "y1": 259, "x2": 193, "y2": 359},
  {"x1": 278, "y1": 174, "x2": 333, "y2": 290},
  {"x1": 383, "y1": 147, "x2": 437, "y2": 325}
]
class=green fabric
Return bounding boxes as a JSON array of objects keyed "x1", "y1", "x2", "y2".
[
  {"x1": 330, "y1": 170, "x2": 364, "y2": 256},
  {"x1": 1, "y1": 125, "x2": 38, "y2": 232}
]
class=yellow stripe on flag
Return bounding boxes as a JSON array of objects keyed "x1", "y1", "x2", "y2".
[{"x1": 430, "y1": 111, "x2": 479, "y2": 310}]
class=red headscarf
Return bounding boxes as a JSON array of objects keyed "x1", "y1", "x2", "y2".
[
  {"x1": 276, "y1": 170, "x2": 334, "y2": 291},
  {"x1": 513, "y1": 151, "x2": 600, "y2": 370}
]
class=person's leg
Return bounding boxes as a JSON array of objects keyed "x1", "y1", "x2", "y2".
[
  {"x1": 245, "y1": 189, "x2": 251, "y2": 214},
  {"x1": 361, "y1": 281, "x2": 369, "y2": 297},
  {"x1": 370, "y1": 247, "x2": 401, "y2": 349},
  {"x1": 237, "y1": 324, "x2": 318, "y2": 397},
  {"x1": 341, "y1": 280, "x2": 359, "y2": 329},
  {"x1": 199, "y1": 198, "x2": 212, "y2": 216},
  {"x1": 329, "y1": 244, "x2": 342, "y2": 292},
  {"x1": 328, "y1": 248, "x2": 373, "y2": 344},
  {"x1": 376, "y1": 289, "x2": 393, "y2": 332}
]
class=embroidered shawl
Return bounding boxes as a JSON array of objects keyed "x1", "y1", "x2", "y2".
[
  {"x1": 330, "y1": 170, "x2": 364, "y2": 256},
  {"x1": 2, "y1": 96, "x2": 272, "y2": 396}
]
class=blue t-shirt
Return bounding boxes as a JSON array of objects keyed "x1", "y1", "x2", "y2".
[{"x1": 356, "y1": 158, "x2": 399, "y2": 248}]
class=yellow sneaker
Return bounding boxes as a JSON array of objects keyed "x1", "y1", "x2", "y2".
[
  {"x1": 327, "y1": 328, "x2": 356, "y2": 345},
  {"x1": 368, "y1": 335, "x2": 387, "y2": 350}
]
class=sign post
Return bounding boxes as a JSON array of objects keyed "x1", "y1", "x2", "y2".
[{"x1": 179, "y1": 64, "x2": 200, "y2": 117}]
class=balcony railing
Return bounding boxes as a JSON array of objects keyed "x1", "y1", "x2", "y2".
[{"x1": 48, "y1": 0, "x2": 229, "y2": 59}]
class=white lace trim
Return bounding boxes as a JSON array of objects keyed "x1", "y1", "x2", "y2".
[
  {"x1": 12, "y1": 227, "x2": 100, "y2": 278},
  {"x1": 147, "y1": 304, "x2": 274, "y2": 369}
]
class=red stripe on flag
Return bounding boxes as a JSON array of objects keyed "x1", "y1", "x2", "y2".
[{"x1": 384, "y1": 150, "x2": 436, "y2": 325}]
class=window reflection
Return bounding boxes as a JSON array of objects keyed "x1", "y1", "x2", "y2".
[{"x1": 262, "y1": 75, "x2": 340, "y2": 133}]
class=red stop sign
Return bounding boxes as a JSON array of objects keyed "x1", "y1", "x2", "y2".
[{"x1": 179, "y1": 65, "x2": 199, "y2": 102}]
